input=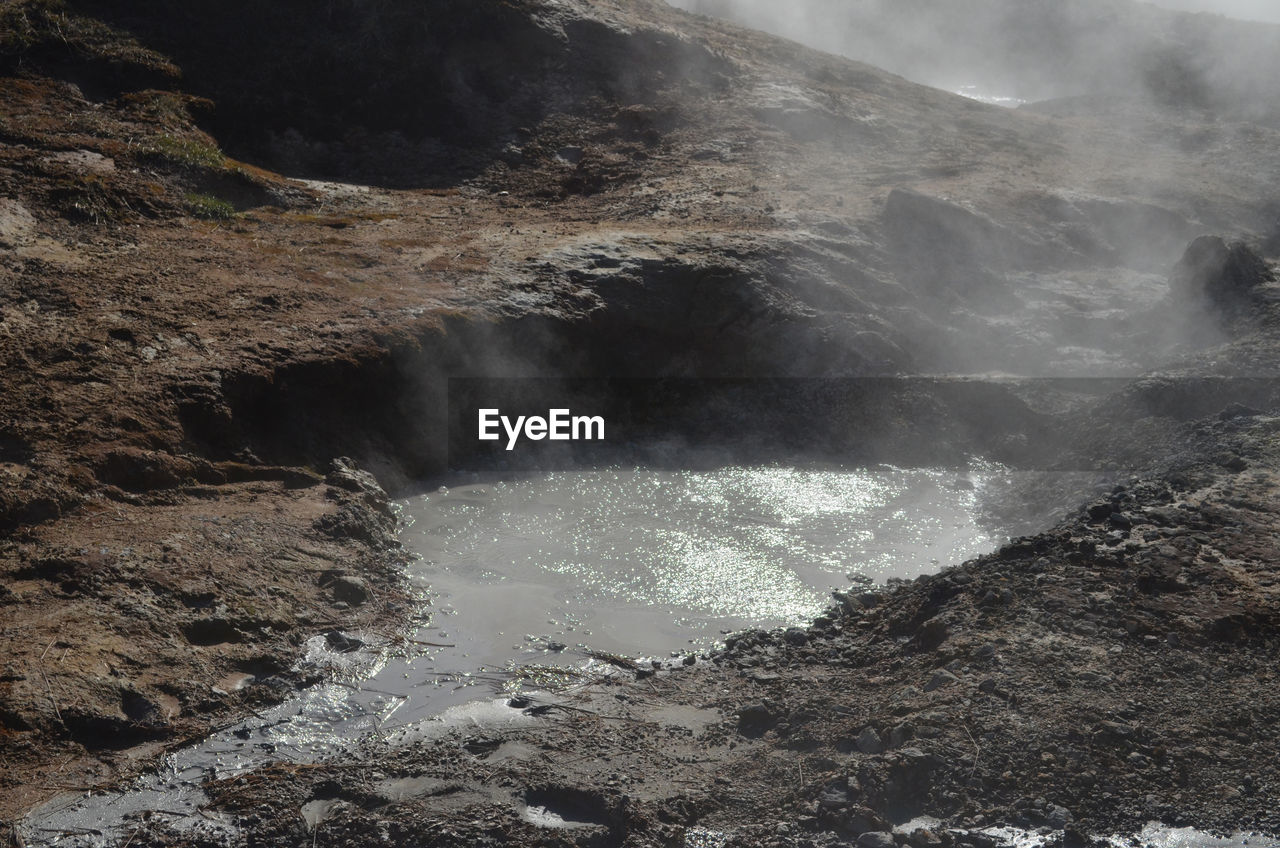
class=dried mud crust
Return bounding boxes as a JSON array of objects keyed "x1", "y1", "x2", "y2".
[{"x1": 125, "y1": 419, "x2": 1280, "y2": 847}]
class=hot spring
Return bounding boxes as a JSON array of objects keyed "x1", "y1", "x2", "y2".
[
  {"x1": 24, "y1": 462, "x2": 1013, "y2": 844},
  {"x1": 397, "y1": 463, "x2": 1004, "y2": 694}
]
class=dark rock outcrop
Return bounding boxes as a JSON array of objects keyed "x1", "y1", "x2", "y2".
[{"x1": 1169, "y1": 235, "x2": 1275, "y2": 321}]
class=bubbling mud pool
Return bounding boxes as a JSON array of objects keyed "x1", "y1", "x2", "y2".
[{"x1": 25, "y1": 464, "x2": 1012, "y2": 845}]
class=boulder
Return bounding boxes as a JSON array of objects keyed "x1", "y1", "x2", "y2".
[{"x1": 1169, "y1": 235, "x2": 1273, "y2": 318}]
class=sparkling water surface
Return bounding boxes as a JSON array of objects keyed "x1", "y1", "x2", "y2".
[{"x1": 403, "y1": 465, "x2": 1001, "y2": 645}]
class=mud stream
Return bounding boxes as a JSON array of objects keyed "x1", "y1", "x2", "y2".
[{"x1": 27, "y1": 464, "x2": 1008, "y2": 844}]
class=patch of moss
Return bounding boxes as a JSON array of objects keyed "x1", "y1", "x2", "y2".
[{"x1": 184, "y1": 193, "x2": 235, "y2": 221}]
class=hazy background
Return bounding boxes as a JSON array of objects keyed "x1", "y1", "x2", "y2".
[
  {"x1": 669, "y1": 0, "x2": 1280, "y2": 117},
  {"x1": 1148, "y1": 1, "x2": 1280, "y2": 23}
]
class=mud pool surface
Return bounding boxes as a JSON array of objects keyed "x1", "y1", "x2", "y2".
[{"x1": 396, "y1": 465, "x2": 1005, "y2": 692}]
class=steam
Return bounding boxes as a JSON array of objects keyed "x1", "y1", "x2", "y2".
[
  {"x1": 1147, "y1": 1, "x2": 1280, "y2": 23},
  {"x1": 667, "y1": 0, "x2": 1280, "y2": 115}
]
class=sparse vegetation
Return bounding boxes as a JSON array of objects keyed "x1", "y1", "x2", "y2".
[
  {"x1": 0, "y1": 0, "x2": 178, "y2": 79},
  {"x1": 184, "y1": 192, "x2": 235, "y2": 220},
  {"x1": 120, "y1": 90, "x2": 212, "y2": 130},
  {"x1": 50, "y1": 174, "x2": 130, "y2": 224},
  {"x1": 146, "y1": 133, "x2": 228, "y2": 169}
]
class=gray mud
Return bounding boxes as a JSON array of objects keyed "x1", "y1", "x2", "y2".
[{"x1": 398, "y1": 466, "x2": 1008, "y2": 669}]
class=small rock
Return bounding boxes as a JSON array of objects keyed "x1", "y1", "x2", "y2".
[
  {"x1": 840, "y1": 806, "x2": 890, "y2": 835},
  {"x1": 326, "y1": 457, "x2": 386, "y2": 498},
  {"x1": 1086, "y1": 502, "x2": 1112, "y2": 521},
  {"x1": 857, "y1": 592, "x2": 884, "y2": 608},
  {"x1": 1063, "y1": 827, "x2": 1089, "y2": 848},
  {"x1": 888, "y1": 723, "x2": 912, "y2": 748},
  {"x1": 912, "y1": 617, "x2": 949, "y2": 650},
  {"x1": 818, "y1": 784, "x2": 851, "y2": 810},
  {"x1": 923, "y1": 669, "x2": 959, "y2": 692},
  {"x1": 908, "y1": 828, "x2": 944, "y2": 847},
  {"x1": 1045, "y1": 804, "x2": 1072, "y2": 829},
  {"x1": 856, "y1": 832, "x2": 896, "y2": 848},
  {"x1": 324, "y1": 630, "x2": 365, "y2": 653},
  {"x1": 330, "y1": 575, "x2": 370, "y2": 606},
  {"x1": 738, "y1": 703, "x2": 777, "y2": 736},
  {"x1": 1097, "y1": 720, "x2": 1134, "y2": 739},
  {"x1": 783, "y1": 627, "x2": 809, "y2": 646},
  {"x1": 856, "y1": 726, "x2": 884, "y2": 754},
  {"x1": 898, "y1": 747, "x2": 935, "y2": 766}
]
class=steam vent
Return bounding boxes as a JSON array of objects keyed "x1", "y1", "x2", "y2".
[{"x1": 5, "y1": 0, "x2": 1280, "y2": 845}]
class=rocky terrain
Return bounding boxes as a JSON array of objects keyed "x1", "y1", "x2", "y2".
[{"x1": 3, "y1": 0, "x2": 1280, "y2": 845}]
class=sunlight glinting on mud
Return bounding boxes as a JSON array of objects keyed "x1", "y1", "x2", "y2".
[{"x1": 407, "y1": 465, "x2": 1000, "y2": 631}]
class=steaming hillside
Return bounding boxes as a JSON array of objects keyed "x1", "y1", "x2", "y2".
[
  {"x1": 674, "y1": 0, "x2": 1280, "y2": 119},
  {"x1": 4, "y1": 0, "x2": 1280, "y2": 844}
]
